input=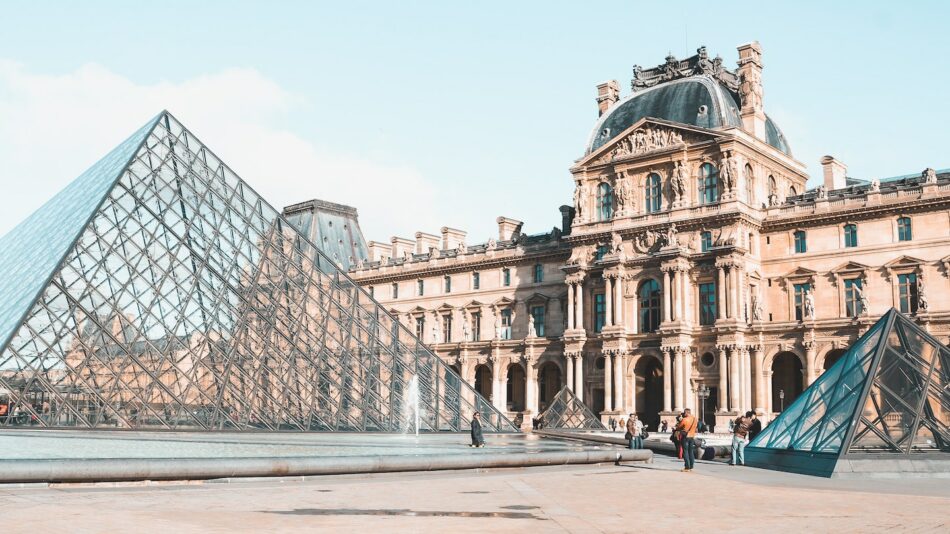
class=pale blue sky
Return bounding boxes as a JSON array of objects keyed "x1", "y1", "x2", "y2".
[{"x1": 1, "y1": 1, "x2": 947, "y2": 242}]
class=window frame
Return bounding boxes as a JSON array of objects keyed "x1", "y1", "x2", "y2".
[
  {"x1": 593, "y1": 292, "x2": 606, "y2": 333},
  {"x1": 699, "y1": 282, "x2": 717, "y2": 325},
  {"x1": 645, "y1": 172, "x2": 661, "y2": 213},
  {"x1": 417, "y1": 279, "x2": 424, "y2": 296},
  {"x1": 638, "y1": 279, "x2": 661, "y2": 333},
  {"x1": 700, "y1": 163, "x2": 719, "y2": 204},
  {"x1": 844, "y1": 278, "x2": 863, "y2": 318},
  {"x1": 472, "y1": 271, "x2": 480, "y2": 290},
  {"x1": 897, "y1": 216, "x2": 913, "y2": 242},
  {"x1": 391, "y1": 282, "x2": 399, "y2": 299},
  {"x1": 793, "y1": 282, "x2": 811, "y2": 322},
  {"x1": 533, "y1": 263, "x2": 543, "y2": 283},
  {"x1": 897, "y1": 273, "x2": 918, "y2": 314},
  {"x1": 793, "y1": 230, "x2": 807, "y2": 254},
  {"x1": 443, "y1": 275, "x2": 452, "y2": 293},
  {"x1": 700, "y1": 231, "x2": 712, "y2": 252},
  {"x1": 598, "y1": 182, "x2": 614, "y2": 221},
  {"x1": 530, "y1": 305, "x2": 546, "y2": 337},
  {"x1": 843, "y1": 223, "x2": 858, "y2": 248},
  {"x1": 502, "y1": 267, "x2": 511, "y2": 287}
]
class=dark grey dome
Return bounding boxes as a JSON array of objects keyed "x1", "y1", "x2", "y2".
[{"x1": 586, "y1": 76, "x2": 791, "y2": 156}]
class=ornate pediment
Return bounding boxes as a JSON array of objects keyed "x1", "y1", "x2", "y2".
[
  {"x1": 831, "y1": 261, "x2": 870, "y2": 275},
  {"x1": 631, "y1": 46, "x2": 740, "y2": 93},
  {"x1": 883, "y1": 255, "x2": 925, "y2": 269},
  {"x1": 781, "y1": 266, "x2": 817, "y2": 281},
  {"x1": 585, "y1": 119, "x2": 718, "y2": 167}
]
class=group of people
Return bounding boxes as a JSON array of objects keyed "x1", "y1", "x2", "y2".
[
  {"x1": 670, "y1": 409, "x2": 700, "y2": 471},
  {"x1": 729, "y1": 411, "x2": 762, "y2": 466}
]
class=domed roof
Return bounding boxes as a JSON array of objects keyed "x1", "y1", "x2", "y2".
[{"x1": 586, "y1": 76, "x2": 791, "y2": 156}]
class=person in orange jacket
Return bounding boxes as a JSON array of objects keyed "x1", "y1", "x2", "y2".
[{"x1": 674, "y1": 408, "x2": 699, "y2": 472}]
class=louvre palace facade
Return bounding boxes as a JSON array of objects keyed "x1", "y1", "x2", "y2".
[{"x1": 347, "y1": 42, "x2": 950, "y2": 431}]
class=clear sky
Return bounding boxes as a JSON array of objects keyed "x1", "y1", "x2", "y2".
[{"x1": 1, "y1": 1, "x2": 947, "y2": 244}]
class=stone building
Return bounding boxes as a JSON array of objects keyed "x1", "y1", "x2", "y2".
[{"x1": 346, "y1": 42, "x2": 950, "y2": 432}]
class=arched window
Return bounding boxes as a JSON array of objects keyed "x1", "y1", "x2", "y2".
[
  {"x1": 597, "y1": 182, "x2": 614, "y2": 221},
  {"x1": 645, "y1": 173, "x2": 661, "y2": 213},
  {"x1": 789, "y1": 185, "x2": 798, "y2": 197},
  {"x1": 843, "y1": 224, "x2": 858, "y2": 248},
  {"x1": 699, "y1": 163, "x2": 719, "y2": 204},
  {"x1": 768, "y1": 175, "x2": 777, "y2": 197},
  {"x1": 638, "y1": 279, "x2": 661, "y2": 333},
  {"x1": 744, "y1": 164, "x2": 754, "y2": 204},
  {"x1": 897, "y1": 216, "x2": 912, "y2": 241}
]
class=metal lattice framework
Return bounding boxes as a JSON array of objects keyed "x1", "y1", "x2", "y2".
[
  {"x1": 536, "y1": 386, "x2": 605, "y2": 430},
  {"x1": 0, "y1": 111, "x2": 517, "y2": 433},
  {"x1": 750, "y1": 309, "x2": 949, "y2": 456}
]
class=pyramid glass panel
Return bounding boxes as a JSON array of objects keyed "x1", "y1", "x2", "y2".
[
  {"x1": 0, "y1": 112, "x2": 516, "y2": 433},
  {"x1": 536, "y1": 386, "x2": 606, "y2": 430}
]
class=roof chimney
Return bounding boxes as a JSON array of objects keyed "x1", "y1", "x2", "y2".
[
  {"x1": 736, "y1": 42, "x2": 766, "y2": 141},
  {"x1": 414, "y1": 232, "x2": 440, "y2": 254},
  {"x1": 440, "y1": 227, "x2": 466, "y2": 250},
  {"x1": 820, "y1": 156, "x2": 848, "y2": 191},
  {"x1": 496, "y1": 217, "x2": 523, "y2": 241},
  {"x1": 596, "y1": 80, "x2": 620, "y2": 116}
]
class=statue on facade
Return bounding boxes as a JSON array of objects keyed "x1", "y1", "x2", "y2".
[
  {"x1": 719, "y1": 153, "x2": 736, "y2": 193},
  {"x1": 431, "y1": 323, "x2": 440, "y2": 344},
  {"x1": 615, "y1": 173, "x2": 630, "y2": 213},
  {"x1": 462, "y1": 315, "x2": 472, "y2": 342},
  {"x1": 923, "y1": 167, "x2": 938, "y2": 184},
  {"x1": 815, "y1": 184, "x2": 827, "y2": 200},
  {"x1": 853, "y1": 282, "x2": 870, "y2": 316},
  {"x1": 429, "y1": 246, "x2": 440, "y2": 259},
  {"x1": 527, "y1": 314, "x2": 536, "y2": 338},
  {"x1": 918, "y1": 273, "x2": 929, "y2": 312},
  {"x1": 664, "y1": 223, "x2": 678, "y2": 248},
  {"x1": 752, "y1": 289, "x2": 764, "y2": 321},
  {"x1": 740, "y1": 69, "x2": 763, "y2": 111},
  {"x1": 611, "y1": 232, "x2": 624, "y2": 255},
  {"x1": 355, "y1": 257, "x2": 365, "y2": 270},
  {"x1": 671, "y1": 161, "x2": 688, "y2": 202},
  {"x1": 455, "y1": 241, "x2": 467, "y2": 255},
  {"x1": 803, "y1": 289, "x2": 816, "y2": 320},
  {"x1": 869, "y1": 179, "x2": 880, "y2": 193},
  {"x1": 573, "y1": 181, "x2": 587, "y2": 221},
  {"x1": 486, "y1": 237, "x2": 497, "y2": 251}
]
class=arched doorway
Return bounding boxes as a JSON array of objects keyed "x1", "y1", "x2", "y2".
[
  {"x1": 537, "y1": 362, "x2": 561, "y2": 412},
  {"x1": 473, "y1": 364, "x2": 492, "y2": 401},
  {"x1": 772, "y1": 352, "x2": 803, "y2": 413},
  {"x1": 634, "y1": 356, "x2": 663, "y2": 431},
  {"x1": 506, "y1": 364, "x2": 526, "y2": 412},
  {"x1": 823, "y1": 348, "x2": 847, "y2": 371}
]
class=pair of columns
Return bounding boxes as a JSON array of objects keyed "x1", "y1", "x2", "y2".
[
  {"x1": 660, "y1": 267, "x2": 689, "y2": 323},
  {"x1": 661, "y1": 347, "x2": 692, "y2": 412},
  {"x1": 602, "y1": 274, "x2": 625, "y2": 328},
  {"x1": 486, "y1": 356, "x2": 540, "y2": 414},
  {"x1": 566, "y1": 280, "x2": 584, "y2": 331},
  {"x1": 564, "y1": 352, "x2": 584, "y2": 402},
  {"x1": 716, "y1": 345, "x2": 764, "y2": 414},
  {"x1": 602, "y1": 351, "x2": 626, "y2": 413},
  {"x1": 715, "y1": 262, "x2": 745, "y2": 321}
]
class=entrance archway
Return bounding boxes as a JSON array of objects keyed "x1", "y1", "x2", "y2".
[
  {"x1": 506, "y1": 364, "x2": 526, "y2": 412},
  {"x1": 634, "y1": 355, "x2": 663, "y2": 431},
  {"x1": 772, "y1": 351, "x2": 803, "y2": 413},
  {"x1": 537, "y1": 362, "x2": 561, "y2": 411},
  {"x1": 823, "y1": 348, "x2": 847, "y2": 370},
  {"x1": 473, "y1": 364, "x2": 492, "y2": 401}
]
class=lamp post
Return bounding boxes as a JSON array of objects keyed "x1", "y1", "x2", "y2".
[
  {"x1": 695, "y1": 384, "x2": 710, "y2": 426},
  {"x1": 779, "y1": 388, "x2": 785, "y2": 412}
]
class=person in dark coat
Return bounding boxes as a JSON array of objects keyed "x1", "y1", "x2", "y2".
[
  {"x1": 470, "y1": 411, "x2": 485, "y2": 447},
  {"x1": 748, "y1": 412, "x2": 762, "y2": 442}
]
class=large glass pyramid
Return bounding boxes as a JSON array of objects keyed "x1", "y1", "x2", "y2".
[
  {"x1": 747, "y1": 309, "x2": 949, "y2": 476},
  {"x1": 536, "y1": 386, "x2": 606, "y2": 430},
  {"x1": 0, "y1": 111, "x2": 517, "y2": 433}
]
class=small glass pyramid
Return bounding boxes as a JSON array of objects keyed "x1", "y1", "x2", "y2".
[
  {"x1": 0, "y1": 111, "x2": 517, "y2": 433},
  {"x1": 536, "y1": 386, "x2": 606, "y2": 430},
  {"x1": 747, "y1": 309, "x2": 949, "y2": 475}
]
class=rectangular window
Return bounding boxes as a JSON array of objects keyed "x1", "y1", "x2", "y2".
[
  {"x1": 391, "y1": 282, "x2": 399, "y2": 299},
  {"x1": 794, "y1": 231, "x2": 807, "y2": 254},
  {"x1": 417, "y1": 279, "x2": 424, "y2": 296},
  {"x1": 414, "y1": 317, "x2": 425, "y2": 339},
  {"x1": 442, "y1": 314, "x2": 452, "y2": 343},
  {"x1": 794, "y1": 283, "x2": 811, "y2": 322},
  {"x1": 530, "y1": 305, "x2": 545, "y2": 337},
  {"x1": 534, "y1": 263, "x2": 543, "y2": 283},
  {"x1": 701, "y1": 231, "x2": 712, "y2": 252},
  {"x1": 898, "y1": 217, "x2": 912, "y2": 241},
  {"x1": 444, "y1": 275, "x2": 451, "y2": 293},
  {"x1": 595, "y1": 245, "x2": 609, "y2": 261},
  {"x1": 502, "y1": 268, "x2": 511, "y2": 287},
  {"x1": 897, "y1": 273, "x2": 918, "y2": 314},
  {"x1": 594, "y1": 293, "x2": 606, "y2": 333},
  {"x1": 500, "y1": 309, "x2": 512, "y2": 340},
  {"x1": 844, "y1": 224, "x2": 858, "y2": 248},
  {"x1": 699, "y1": 282, "x2": 717, "y2": 325},
  {"x1": 471, "y1": 312, "x2": 481, "y2": 341},
  {"x1": 369, "y1": 286, "x2": 374, "y2": 298},
  {"x1": 844, "y1": 278, "x2": 863, "y2": 317},
  {"x1": 472, "y1": 272, "x2": 480, "y2": 290}
]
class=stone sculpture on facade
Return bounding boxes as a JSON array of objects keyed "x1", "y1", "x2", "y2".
[
  {"x1": 853, "y1": 282, "x2": 870, "y2": 316},
  {"x1": 923, "y1": 167, "x2": 938, "y2": 184},
  {"x1": 598, "y1": 127, "x2": 685, "y2": 163},
  {"x1": 664, "y1": 223, "x2": 678, "y2": 248},
  {"x1": 804, "y1": 289, "x2": 816, "y2": 320},
  {"x1": 752, "y1": 289, "x2": 764, "y2": 321},
  {"x1": 740, "y1": 68, "x2": 763, "y2": 111},
  {"x1": 918, "y1": 273, "x2": 929, "y2": 312},
  {"x1": 671, "y1": 160, "x2": 688, "y2": 203},
  {"x1": 486, "y1": 237, "x2": 497, "y2": 251},
  {"x1": 611, "y1": 232, "x2": 624, "y2": 256},
  {"x1": 462, "y1": 310, "x2": 472, "y2": 341},
  {"x1": 455, "y1": 241, "x2": 467, "y2": 255},
  {"x1": 816, "y1": 184, "x2": 827, "y2": 200},
  {"x1": 527, "y1": 314, "x2": 536, "y2": 338},
  {"x1": 573, "y1": 181, "x2": 587, "y2": 222},
  {"x1": 615, "y1": 172, "x2": 631, "y2": 214},
  {"x1": 869, "y1": 179, "x2": 881, "y2": 193}
]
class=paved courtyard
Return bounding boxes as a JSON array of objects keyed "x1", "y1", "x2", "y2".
[{"x1": 2, "y1": 454, "x2": 947, "y2": 533}]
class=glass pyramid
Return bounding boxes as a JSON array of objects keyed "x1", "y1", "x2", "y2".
[
  {"x1": 536, "y1": 386, "x2": 606, "y2": 430},
  {"x1": 748, "y1": 309, "x2": 949, "y2": 475},
  {"x1": 0, "y1": 111, "x2": 517, "y2": 433}
]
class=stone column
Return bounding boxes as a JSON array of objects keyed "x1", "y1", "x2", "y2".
[
  {"x1": 737, "y1": 346, "x2": 748, "y2": 412},
  {"x1": 576, "y1": 283, "x2": 585, "y2": 331},
  {"x1": 567, "y1": 282, "x2": 575, "y2": 330},
  {"x1": 676, "y1": 269, "x2": 687, "y2": 323},
  {"x1": 729, "y1": 347, "x2": 740, "y2": 412},
  {"x1": 662, "y1": 348, "x2": 672, "y2": 412},
  {"x1": 682, "y1": 348, "x2": 694, "y2": 413},
  {"x1": 752, "y1": 345, "x2": 765, "y2": 415},
  {"x1": 717, "y1": 266, "x2": 727, "y2": 320},
  {"x1": 744, "y1": 348, "x2": 753, "y2": 413},
  {"x1": 574, "y1": 354, "x2": 584, "y2": 402},
  {"x1": 718, "y1": 346, "x2": 728, "y2": 412},
  {"x1": 526, "y1": 359, "x2": 538, "y2": 414},
  {"x1": 673, "y1": 349, "x2": 684, "y2": 411},
  {"x1": 604, "y1": 352, "x2": 613, "y2": 412},
  {"x1": 805, "y1": 342, "x2": 817, "y2": 386},
  {"x1": 614, "y1": 351, "x2": 625, "y2": 412},
  {"x1": 766, "y1": 370, "x2": 774, "y2": 414},
  {"x1": 491, "y1": 357, "x2": 504, "y2": 412},
  {"x1": 565, "y1": 353, "x2": 574, "y2": 392},
  {"x1": 662, "y1": 271, "x2": 671, "y2": 323},
  {"x1": 604, "y1": 276, "x2": 613, "y2": 328},
  {"x1": 614, "y1": 275, "x2": 624, "y2": 327}
]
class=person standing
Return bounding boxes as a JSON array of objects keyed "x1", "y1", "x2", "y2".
[
  {"x1": 609, "y1": 416, "x2": 617, "y2": 432},
  {"x1": 674, "y1": 409, "x2": 699, "y2": 472},
  {"x1": 748, "y1": 412, "x2": 762, "y2": 442},
  {"x1": 730, "y1": 411, "x2": 752, "y2": 466},
  {"x1": 625, "y1": 414, "x2": 641, "y2": 449},
  {"x1": 470, "y1": 411, "x2": 485, "y2": 447},
  {"x1": 634, "y1": 416, "x2": 644, "y2": 448}
]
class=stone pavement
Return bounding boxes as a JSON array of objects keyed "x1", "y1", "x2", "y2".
[{"x1": 2, "y1": 454, "x2": 947, "y2": 533}]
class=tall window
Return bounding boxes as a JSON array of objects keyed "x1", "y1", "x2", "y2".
[
  {"x1": 794, "y1": 283, "x2": 811, "y2": 322},
  {"x1": 444, "y1": 275, "x2": 452, "y2": 293},
  {"x1": 530, "y1": 305, "x2": 545, "y2": 337},
  {"x1": 597, "y1": 182, "x2": 614, "y2": 220},
  {"x1": 844, "y1": 278, "x2": 863, "y2": 317},
  {"x1": 595, "y1": 244, "x2": 609, "y2": 261},
  {"x1": 369, "y1": 286, "x2": 374, "y2": 298},
  {"x1": 645, "y1": 173, "x2": 661, "y2": 213},
  {"x1": 414, "y1": 317, "x2": 425, "y2": 339},
  {"x1": 794, "y1": 230, "x2": 807, "y2": 253},
  {"x1": 442, "y1": 314, "x2": 452, "y2": 343},
  {"x1": 701, "y1": 231, "x2": 712, "y2": 252},
  {"x1": 472, "y1": 272, "x2": 480, "y2": 290},
  {"x1": 700, "y1": 163, "x2": 719, "y2": 204},
  {"x1": 500, "y1": 309, "x2": 512, "y2": 339},
  {"x1": 417, "y1": 279, "x2": 424, "y2": 296},
  {"x1": 594, "y1": 293, "x2": 606, "y2": 332},
  {"x1": 768, "y1": 175, "x2": 777, "y2": 200},
  {"x1": 502, "y1": 268, "x2": 511, "y2": 287},
  {"x1": 699, "y1": 282, "x2": 717, "y2": 325},
  {"x1": 898, "y1": 216, "x2": 912, "y2": 241},
  {"x1": 638, "y1": 279, "x2": 661, "y2": 333},
  {"x1": 789, "y1": 186, "x2": 798, "y2": 197},
  {"x1": 897, "y1": 273, "x2": 918, "y2": 314},
  {"x1": 844, "y1": 224, "x2": 858, "y2": 248},
  {"x1": 533, "y1": 263, "x2": 543, "y2": 283},
  {"x1": 471, "y1": 312, "x2": 481, "y2": 341},
  {"x1": 744, "y1": 164, "x2": 754, "y2": 203},
  {"x1": 392, "y1": 282, "x2": 399, "y2": 299}
]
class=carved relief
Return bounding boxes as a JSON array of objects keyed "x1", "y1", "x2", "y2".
[
  {"x1": 670, "y1": 160, "x2": 688, "y2": 203},
  {"x1": 614, "y1": 171, "x2": 633, "y2": 214},
  {"x1": 739, "y1": 68, "x2": 763, "y2": 111},
  {"x1": 594, "y1": 126, "x2": 686, "y2": 165},
  {"x1": 632, "y1": 47, "x2": 738, "y2": 93}
]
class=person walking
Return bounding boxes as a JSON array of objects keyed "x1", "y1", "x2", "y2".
[
  {"x1": 618, "y1": 417, "x2": 626, "y2": 432},
  {"x1": 609, "y1": 416, "x2": 617, "y2": 432},
  {"x1": 730, "y1": 411, "x2": 752, "y2": 466},
  {"x1": 470, "y1": 411, "x2": 485, "y2": 447},
  {"x1": 674, "y1": 408, "x2": 699, "y2": 472},
  {"x1": 748, "y1": 411, "x2": 762, "y2": 442}
]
